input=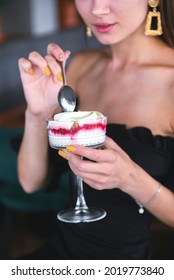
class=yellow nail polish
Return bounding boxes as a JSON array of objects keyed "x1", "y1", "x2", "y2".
[
  {"x1": 58, "y1": 150, "x2": 67, "y2": 159},
  {"x1": 44, "y1": 66, "x2": 51, "y2": 76},
  {"x1": 66, "y1": 145, "x2": 76, "y2": 152},
  {"x1": 58, "y1": 53, "x2": 64, "y2": 61},
  {"x1": 29, "y1": 68, "x2": 34, "y2": 75},
  {"x1": 57, "y1": 72, "x2": 63, "y2": 82}
]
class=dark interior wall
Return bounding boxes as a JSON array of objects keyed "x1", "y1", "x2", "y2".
[{"x1": 3, "y1": 0, "x2": 31, "y2": 36}]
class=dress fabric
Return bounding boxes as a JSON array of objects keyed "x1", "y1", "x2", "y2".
[{"x1": 21, "y1": 124, "x2": 174, "y2": 260}]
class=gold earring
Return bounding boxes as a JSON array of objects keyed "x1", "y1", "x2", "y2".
[
  {"x1": 86, "y1": 26, "x2": 92, "y2": 37},
  {"x1": 145, "y1": 0, "x2": 163, "y2": 36}
]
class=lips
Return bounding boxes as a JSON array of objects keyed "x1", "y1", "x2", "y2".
[{"x1": 93, "y1": 23, "x2": 116, "y2": 33}]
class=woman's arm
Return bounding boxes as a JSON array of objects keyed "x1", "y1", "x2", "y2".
[
  {"x1": 17, "y1": 111, "x2": 50, "y2": 193},
  {"x1": 17, "y1": 43, "x2": 71, "y2": 193}
]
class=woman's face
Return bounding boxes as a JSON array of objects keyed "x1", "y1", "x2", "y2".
[{"x1": 75, "y1": 0, "x2": 148, "y2": 45}]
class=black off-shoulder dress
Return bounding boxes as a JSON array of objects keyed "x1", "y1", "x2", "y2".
[{"x1": 21, "y1": 124, "x2": 174, "y2": 260}]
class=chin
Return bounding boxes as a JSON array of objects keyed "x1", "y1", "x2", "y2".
[
  {"x1": 93, "y1": 32, "x2": 121, "y2": 46},
  {"x1": 94, "y1": 35, "x2": 113, "y2": 46}
]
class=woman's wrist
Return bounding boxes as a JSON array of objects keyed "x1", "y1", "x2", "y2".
[
  {"x1": 25, "y1": 107, "x2": 54, "y2": 125},
  {"x1": 24, "y1": 108, "x2": 49, "y2": 141},
  {"x1": 136, "y1": 183, "x2": 162, "y2": 214},
  {"x1": 121, "y1": 163, "x2": 161, "y2": 208}
]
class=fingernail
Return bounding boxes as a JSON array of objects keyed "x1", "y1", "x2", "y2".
[
  {"x1": 57, "y1": 52, "x2": 65, "y2": 61},
  {"x1": 66, "y1": 145, "x2": 76, "y2": 152},
  {"x1": 57, "y1": 72, "x2": 63, "y2": 82},
  {"x1": 58, "y1": 150, "x2": 67, "y2": 159},
  {"x1": 29, "y1": 68, "x2": 34, "y2": 75},
  {"x1": 66, "y1": 50, "x2": 71, "y2": 57},
  {"x1": 44, "y1": 66, "x2": 51, "y2": 76}
]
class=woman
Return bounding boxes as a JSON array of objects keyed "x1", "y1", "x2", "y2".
[{"x1": 18, "y1": 0, "x2": 174, "y2": 259}]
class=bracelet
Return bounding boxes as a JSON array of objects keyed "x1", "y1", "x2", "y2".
[{"x1": 136, "y1": 183, "x2": 162, "y2": 214}]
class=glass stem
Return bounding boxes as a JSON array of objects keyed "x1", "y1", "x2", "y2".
[{"x1": 75, "y1": 175, "x2": 88, "y2": 210}]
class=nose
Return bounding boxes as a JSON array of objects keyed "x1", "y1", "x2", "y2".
[{"x1": 92, "y1": 0, "x2": 110, "y2": 17}]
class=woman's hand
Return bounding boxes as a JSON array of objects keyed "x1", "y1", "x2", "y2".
[
  {"x1": 18, "y1": 43, "x2": 71, "y2": 119},
  {"x1": 58, "y1": 136, "x2": 138, "y2": 191}
]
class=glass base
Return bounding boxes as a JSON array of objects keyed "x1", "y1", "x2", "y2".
[{"x1": 57, "y1": 207, "x2": 107, "y2": 223}]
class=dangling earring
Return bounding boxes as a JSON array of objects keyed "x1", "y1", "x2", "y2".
[
  {"x1": 86, "y1": 26, "x2": 92, "y2": 37},
  {"x1": 145, "y1": 0, "x2": 163, "y2": 36}
]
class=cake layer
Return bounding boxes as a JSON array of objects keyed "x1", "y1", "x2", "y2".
[
  {"x1": 47, "y1": 111, "x2": 107, "y2": 149},
  {"x1": 48, "y1": 134, "x2": 106, "y2": 149}
]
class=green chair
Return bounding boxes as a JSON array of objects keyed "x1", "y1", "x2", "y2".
[{"x1": 0, "y1": 126, "x2": 70, "y2": 259}]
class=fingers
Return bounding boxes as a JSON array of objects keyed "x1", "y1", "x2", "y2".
[
  {"x1": 44, "y1": 55, "x2": 62, "y2": 80},
  {"x1": 66, "y1": 144, "x2": 112, "y2": 163},
  {"x1": 66, "y1": 151, "x2": 115, "y2": 190},
  {"x1": 47, "y1": 43, "x2": 71, "y2": 63},
  {"x1": 57, "y1": 136, "x2": 131, "y2": 191},
  {"x1": 57, "y1": 135, "x2": 121, "y2": 165},
  {"x1": 58, "y1": 145, "x2": 109, "y2": 177},
  {"x1": 18, "y1": 57, "x2": 34, "y2": 75},
  {"x1": 18, "y1": 43, "x2": 71, "y2": 80},
  {"x1": 57, "y1": 142, "x2": 116, "y2": 180},
  {"x1": 47, "y1": 43, "x2": 71, "y2": 81},
  {"x1": 29, "y1": 51, "x2": 52, "y2": 76},
  {"x1": 18, "y1": 52, "x2": 51, "y2": 77},
  {"x1": 63, "y1": 136, "x2": 124, "y2": 162}
]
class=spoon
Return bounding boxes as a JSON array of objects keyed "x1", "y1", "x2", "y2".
[{"x1": 58, "y1": 62, "x2": 76, "y2": 112}]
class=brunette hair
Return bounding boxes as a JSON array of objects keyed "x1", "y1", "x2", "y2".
[{"x1": 160, "y1": 0, "x2": 174, "y2": 47}]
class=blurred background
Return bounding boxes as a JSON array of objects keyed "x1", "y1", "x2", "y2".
[
  {"x1": 0, "y1": 0, "x2": 81, "y2": 40},
  {"x1": 0, "y1": 0, "x2": 174, "y2": 260}
]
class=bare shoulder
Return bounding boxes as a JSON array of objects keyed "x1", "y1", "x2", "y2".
[
  {"x1": 69, "y1": 49, "x2": 102, "y2": 69},
  {"x1": 66, "y1": 48, "x2": 108, "y2": 88}
]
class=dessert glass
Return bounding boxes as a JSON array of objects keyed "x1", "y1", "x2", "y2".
[{"x1": 47, "y1": 115, "x2": 107, "y2": 223}]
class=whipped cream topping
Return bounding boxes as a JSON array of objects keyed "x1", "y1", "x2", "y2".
[{"x1": 53, "y1": 111, "x2": 105, "y2": 122}]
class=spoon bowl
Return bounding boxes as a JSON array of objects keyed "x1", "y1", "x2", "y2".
[
  {"x1": 58, "y1": 85, "x2": 76, "y2": 112},
  {"x1": 57, "y1": 61, "x2": 76, "y2": 112}
]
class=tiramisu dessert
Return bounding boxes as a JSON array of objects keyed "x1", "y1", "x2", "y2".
[{"x1": 47, "y1": 111, "x2": 107, "y2": 149}]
